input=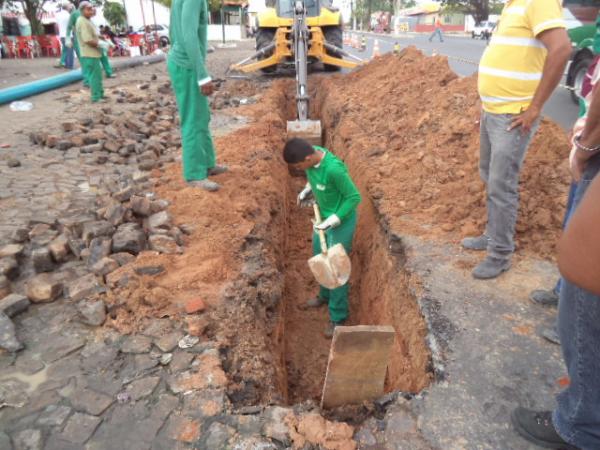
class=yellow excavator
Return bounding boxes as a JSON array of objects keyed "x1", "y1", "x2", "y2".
[{"x1": 230, "y1": 0, "x2": 363, "y2": 144}]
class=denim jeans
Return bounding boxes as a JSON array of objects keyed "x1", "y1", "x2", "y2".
[
  {"x1": 479, "y1": 111, "x2": 540, "y2": 260},
  {"x1": 60, "y1": 37, "x2": 74, "y2": 69},
  {"x1": 553, "y1": 153, "x2": 600, "y2": 450},
  {"x1": 429, "y1": 28, "x2": 444, "y2": 42},
  {"x1": 553, "y1": 182, "x2": 579, "y2": 295}
]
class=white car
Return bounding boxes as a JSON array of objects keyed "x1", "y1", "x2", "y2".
[
  {"x1": 137, "y1": 24, "x2": 170, "y2": 47},
  {"x1": 472, "y1": 21, "x2": 496, "y2": 40}
]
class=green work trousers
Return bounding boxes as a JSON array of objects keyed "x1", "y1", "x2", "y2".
[
  {"x1": 80, "y1": 57, "x2": 103, "y2": 102},
  {"x1": 100, "y1": 49, "x2": 113, "y2": 77},
  {"x1": 73, "y1": 38, "x2": 89, "y2": 86},
  {"x1": 312, "y1": 212, "x2": 357, "y2": 323},
  {"x1": 167, "y1": 59, "x2": 216, "y2": 181}
]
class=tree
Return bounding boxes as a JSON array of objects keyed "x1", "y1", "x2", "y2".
[
  {"x1": 17, "y1": 0, "x2": 46, "y2": 35},
  {"x1": 440, "y1": 0, "x2": 489, "y2": 23},
  {"x1": 104, "y1": 1, "x2": 126, "y2": 28}
]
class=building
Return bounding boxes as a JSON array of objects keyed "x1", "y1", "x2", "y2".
[{"x1": 394, "y1": 2, "x2": 466, "y2": 33}]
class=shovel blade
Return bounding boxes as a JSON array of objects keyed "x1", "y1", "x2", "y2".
[
  {"x1": 308, "y1": 243, "x2": 351, "y2": 289},
  {"x1": 287, "y1": 120, "x2": 323, "y2": 146}
]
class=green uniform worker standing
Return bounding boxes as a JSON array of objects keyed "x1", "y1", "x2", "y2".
[
  {"x1": 283, "y1": 138, "x2": 361, "y2": 338},
  {"x1": 75, "y1": 2, "x2": 105, "y2": 102},
  {"x1": 66, "y1": 6, "x2": 87, "y2": 86},
  {"x1": 168, "y1": 0, "x2": 227, "y2": 191}
]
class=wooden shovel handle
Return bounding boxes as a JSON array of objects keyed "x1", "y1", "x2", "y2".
[{"x1": 313, "y1": 203, "x2": 328, "y2": 255}]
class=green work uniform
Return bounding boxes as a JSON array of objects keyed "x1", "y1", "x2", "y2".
[
  {"x1": 76, "y1": 16, "x2": 104, "y2": 102},
  {"x1": 167, "y1": 0, "x2": 216, "y2": 181},
  {"x1": 67, "y1": 10, "x2": 88, "y2": 85},
  {"x1": 307, "y1": 147, "x2": 361, "y2": 323},
  {"x1": 100, "y1": 49, "x2": 113, "y2": 77}
]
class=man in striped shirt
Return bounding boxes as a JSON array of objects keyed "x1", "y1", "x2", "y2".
[{"x1": 462, "y1": 0, "x2": 571, "y2": 279}]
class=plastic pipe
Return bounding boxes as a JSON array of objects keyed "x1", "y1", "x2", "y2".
[{"x1": 0, "y1": 54, "x2": 166, "y2": 105}]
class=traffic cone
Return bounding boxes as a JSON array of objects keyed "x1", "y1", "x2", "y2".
[{"x1": 372, "y1": 39, "x2": 381, "y2": 58}]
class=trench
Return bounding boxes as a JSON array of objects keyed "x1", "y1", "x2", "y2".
[{"x1": 270, "y1": 82, "x2": 434, "y2": 405}]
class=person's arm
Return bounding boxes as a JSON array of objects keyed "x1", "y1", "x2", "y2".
[
  {"x1": 510, "y1": 28, "x2": 571, "y2": 133},
  {"x1": 331, "y1": 166, "x2": 361, "y2": 222},
  {"x1": 571, "y1": 82, "x2": 600, "y2": 180},
  {"x1": 79, "y1": 20, "x2": 99, "y2": 47},
  {"x1": 558, "y1": 173, "x2": 600, "y2": 296},
  {"x1": 180, "y1": 0, "x2": 211, "y2": 88}
]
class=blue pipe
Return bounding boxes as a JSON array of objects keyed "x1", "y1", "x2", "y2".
[
  {"x1": 0, "y1": 69, "x2": 83, "y2": 105},
  {"x1": 0, "y1": 54, "x2": 166, "y2": 105}
]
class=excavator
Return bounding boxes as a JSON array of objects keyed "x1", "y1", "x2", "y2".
[{"x1": 230, "y1": 0, "x2": 364, "y2": 145}]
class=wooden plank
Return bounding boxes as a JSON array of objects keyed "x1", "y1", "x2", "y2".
[{"x1": 321, "y1": 325, "x2": 395, "y2": 409}]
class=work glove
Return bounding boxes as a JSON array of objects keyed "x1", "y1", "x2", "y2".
[
  {"x1": 314, "y1": 214, "x2": 341, "y2": 232},
  {"x1": 65, "y1": 37, "x2": 73, "y2": 48},
  {"x1": 297, "y1": 184, "x2": 314, "y2": 207},
  {"x1": 98, "y1": 40, "x2": 110, "y2": 51}
]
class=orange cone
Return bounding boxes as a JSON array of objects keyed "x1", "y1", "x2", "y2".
[{"x1": 372, "y1": 39, "x2": 381, "y2": 58}]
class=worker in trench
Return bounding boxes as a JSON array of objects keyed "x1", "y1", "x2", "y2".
[
  {"x1": 167, "y1": 0, "x2": 227, "y2": 191},
  {"x1": 283, "y1": 138, "x2": 361, "y2": 338}
]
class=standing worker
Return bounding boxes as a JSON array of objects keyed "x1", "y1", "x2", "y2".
[
  {"x1": 55, "y1": 3, "x2": 74, "y2": 69},
  {"x1": 93, "y1": 11, "x2": 115, "y2": 79},
  {"x1": 76, "y1": 1, "x2": 108, "y2": 102},
  {"x1": 168, "y1": 0, "x2": 227, "y2": 191},
  {"x1": 462, "y1": 0, "x2": 571, "y2": 279},
  {"x1": 66, "y1": 3, "x2": 88, "y2": 86},
  {"x1": 428, "y1": 17, "x2": 444, "y2": 43},
  {"x1": 283, "y1": 138, "x2": 361, "y2": 338}
]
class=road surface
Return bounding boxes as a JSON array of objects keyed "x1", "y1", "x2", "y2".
[{"x1": 345, "y1": 32, "x2": 579, "y2": 131}]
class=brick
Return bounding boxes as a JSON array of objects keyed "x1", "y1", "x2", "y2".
[
  {"x1": 0, "y1": 293, "x2": 30, "y2": 318},
  {"x1": 0, "y1": 243, "x2": 24, "y2": 258},
  {"x1": 184, "y1": 298, "x2": 206, "y2": 314},
  {"x1": 59, "y1": 412, "x2": 102, "y2": 444},
  {"x1": 26, "y1": 273, "x2": 63, "y2": 303},
  {"x1": 66, "y1": 273, "x2": 104, "y2": 301},
  {"x1": 82, "y1": 221, "x2": 114, "y2": 245},
  {"x1": 321, "y1": 325, "x2": 395, "y2": 409},
  {"x1": 48, "y1": 234, "x2": 71, "y2": 262}
]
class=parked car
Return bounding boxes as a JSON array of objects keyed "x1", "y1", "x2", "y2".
[
  {"x1": 471, "y1": 21, "x2": 496, "y2": 40},
  {"x1": 137, "y1": 24, "x2": 170, "y2": 47}
]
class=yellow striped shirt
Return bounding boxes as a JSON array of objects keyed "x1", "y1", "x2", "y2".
[{"x1": 478, "y1": 0, "x2": 565, "y2": 114}]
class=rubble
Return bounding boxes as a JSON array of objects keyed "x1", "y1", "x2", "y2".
[
  {"x1": 77, "y1": 299, "x2": 107, "y2": 326},
  {"x1": 0, "y1": 293, "x2": 30, "y2": 318},
  {"x1": 0, "y1": 311, "x2": 23, "y2": 352},
  {"x1": 0, "y1": 275, "x2": 10, "y2": 299},
  {"x1": 26, "y1": 273, "x2": 63, "y2": 303}
]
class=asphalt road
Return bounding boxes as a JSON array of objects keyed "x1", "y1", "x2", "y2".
[{"x1": 344, "y1": 32, "x2": 579, "y2": 131}]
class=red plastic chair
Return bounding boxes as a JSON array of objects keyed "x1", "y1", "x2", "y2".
[
  {"x1": 16, "y1": 36, "x2": 34, "y2": 58},
  {"x1": 38, "y1": 35, "x2": 61, "y2": 56}
]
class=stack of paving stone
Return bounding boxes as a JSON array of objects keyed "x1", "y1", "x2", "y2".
[{"x1": 0, "y1": 171, "x2": 188, "y2": 352}]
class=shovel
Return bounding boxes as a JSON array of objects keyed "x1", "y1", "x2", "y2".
[{"x1": 308, "y1": 204, "x2": 352, "y2": 289}]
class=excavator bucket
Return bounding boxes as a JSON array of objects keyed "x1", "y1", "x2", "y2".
[{"x1": 287, "y1": 119, "x2": 322, "y2": 146}]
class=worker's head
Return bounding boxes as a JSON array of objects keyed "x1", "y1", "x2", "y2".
[
  {"x1": 283, "y1": 138, "x2": 319, "y2": 170},
  {"x1": 79, "y1": 1, "x2": 93, "y2": 18}
]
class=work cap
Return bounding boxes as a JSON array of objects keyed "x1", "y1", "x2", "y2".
[{"x1": 79, "y1": 1, "x2": 92, "y2": 10}]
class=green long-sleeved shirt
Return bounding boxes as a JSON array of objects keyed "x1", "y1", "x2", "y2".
[
  {"x1": 66, "y1": 10, "x2": 80, "y2": 40},
  {"x1": 168, "y1": 0, "x2": 210, "y2": 83},
  {"x1": 306, "y1": 147, "x2": 361, "y2": 223}
]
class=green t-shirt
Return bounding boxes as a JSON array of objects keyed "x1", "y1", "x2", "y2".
[
  {"x1": 168, "y1": 0, "x2": 210, "y2": 83},
  {"x1": 76, "y1": 16, "x2": 101, "y2": 58},
  {"x1": 306, "y1": 147, "x2": 361, "y2": 223}
]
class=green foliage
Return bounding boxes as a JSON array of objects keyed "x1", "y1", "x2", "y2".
[
  {"x1": 440, "y1": 0, "x2": 489, "y2": 23},
  {"x1": 104, "y1": 1, "x2": 126, "y2": 27},
  {"x1": 155, "y1": 0, "x2": 171, "y2": 8},
  {"x1": 16, "y1": 0, "x2": 47, "y2": 35}
]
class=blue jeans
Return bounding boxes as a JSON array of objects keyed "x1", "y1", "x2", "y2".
[
  {"x1": 429, "y1": 28, "x2": 444, "y2": 42},
  {"x1": 61, "y1": 37, "x2": 74, "y2": 69},
  {"x1": 553, "y1": 154, "x2": 600, "y2": 450},
  {"x1": 553, "y1": 182, "x2": 579, "y2": 295}
]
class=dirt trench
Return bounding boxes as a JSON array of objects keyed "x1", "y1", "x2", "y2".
[{"x1": 271, "y1": 81, "x2": 433, "y2": 405}]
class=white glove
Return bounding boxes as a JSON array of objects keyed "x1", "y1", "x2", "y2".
[
  {"x1": 314, "y1": 214, "x2": 341, "y2": 231},
  {"x1": 297, "y1": 184, "x2": 314, "y2": 207},
  {"x1": 98, "y1": 40, "x2": 110, "y2": 51},
  {"x1": 65, "y1": 37, "x2": 73, "y2": 48}
]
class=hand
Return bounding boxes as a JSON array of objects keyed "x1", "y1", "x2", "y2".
[
  {"x1": 65, "y1": 37, "x2": 73, "y2": 48},
  {"x1": 200, "y1": 81, "x2": 215, "y2": 96},
  {"x1": 509, "y1": 105, "x2": 541, "y2": 135},
  {"x1": 314, "y1": 214, "x2": 341, "y2": 231},
  {"x1": 297, "y1": 185, "x2": 314, "y2": 207}
]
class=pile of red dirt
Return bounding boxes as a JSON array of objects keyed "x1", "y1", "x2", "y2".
[{"x1": 315, "y1": 47, "x2": 571, "y2": 259}]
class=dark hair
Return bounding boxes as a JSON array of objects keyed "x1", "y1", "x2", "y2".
[{"x1": 283, "y1": 138, "x2": 314, "y2": 164}]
